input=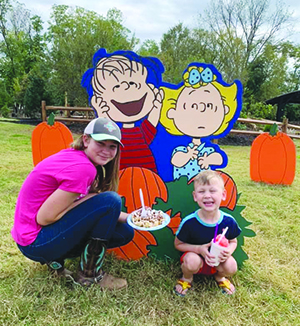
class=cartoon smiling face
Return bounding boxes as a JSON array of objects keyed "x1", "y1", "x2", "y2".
[
  {"x1": 91, "y1": 56, "x2": 156, "y2": 123},
  {"x1": 167, "y1": 83, "x2": 229, "y2": 138}
]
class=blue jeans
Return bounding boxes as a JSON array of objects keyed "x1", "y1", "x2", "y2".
[{"x1": 18, "y1": 192, "x2": 134, "y2": 264}]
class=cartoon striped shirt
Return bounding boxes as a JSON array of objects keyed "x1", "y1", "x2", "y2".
[{"x1": 120, "y1": 119, "x2": 157, "y2": 173}]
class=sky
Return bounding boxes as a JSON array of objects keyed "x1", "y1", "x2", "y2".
[{"x1": 18, "y1": 0, "x2": 300, "y2": 45}]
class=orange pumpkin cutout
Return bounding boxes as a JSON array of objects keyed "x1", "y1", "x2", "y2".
[
  {"x1": 189, "y1": 170, "x2": 238, "y2": 211},
  {"x1": 250, "y1": 124, "x2": 296, "y2": 185},
  {"x1": 118, "y1": 167, "x2": 168, "y2": 212},
  {"x1": 32, "y1": 113, "x2": 73, "y2": 166},
  {"x1": 108, "y1": 167, "x2": 168, "y2": 260},
  {"x1": 217, "y1": 170, "x2": 238, "y2": 211},
  {"x1": 107, "y1": 230, "x2": 156, "y2": 260}
]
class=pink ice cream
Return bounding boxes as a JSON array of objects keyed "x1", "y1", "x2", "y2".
[{"x1": 216, "y1": 234, "x2": 229, "y2": 247}]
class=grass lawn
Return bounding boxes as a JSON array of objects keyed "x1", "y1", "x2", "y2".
[{"x1": 1, "y1": 121, "x2": 300, "y2": 326}]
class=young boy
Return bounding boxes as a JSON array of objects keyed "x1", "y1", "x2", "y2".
[{"x1": 174, "y1": 170, "x2": 241, "y2": 296}]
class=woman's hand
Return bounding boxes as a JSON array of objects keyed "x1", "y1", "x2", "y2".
[{"x1": 119, "y1": 211, "x2": 129, "y2": 223}]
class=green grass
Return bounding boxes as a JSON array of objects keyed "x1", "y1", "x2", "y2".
[{"x1": 1, "y1": 121, "x2": 300, "y2": 326}]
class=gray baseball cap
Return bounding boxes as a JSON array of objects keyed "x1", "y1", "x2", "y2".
[{"x1": 84, "y1": 118, "x2": 123, "y2": 146}]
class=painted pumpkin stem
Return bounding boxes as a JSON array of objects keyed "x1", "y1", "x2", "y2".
[
  {"x1": 47, "y1": 112, "x2": 55, "y2": 126},
  {"x1": 269, "y1": 123, "x2": 278, "y2": 136}
]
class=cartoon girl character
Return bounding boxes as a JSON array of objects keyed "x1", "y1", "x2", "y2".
[{"x1": 160, "y1": 65, "x2": 242, "y2": 180}]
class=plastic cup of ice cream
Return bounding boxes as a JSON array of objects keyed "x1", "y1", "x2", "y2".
[
  {"x1": 209, "y1": 242, "x2": 225, "y2": 266},
  {"x1": 209, "y1": 234, "x2": 229, "y2": 266}
]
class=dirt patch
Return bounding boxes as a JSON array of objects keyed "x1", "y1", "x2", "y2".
[{"x1": 218, "y1": 134, "x2": 256, "y2": 146}]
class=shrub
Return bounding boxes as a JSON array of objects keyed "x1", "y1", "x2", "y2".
[
  {"x1": 263, "y1": 124, "x2": 272, "y2": 132},
  {"x1": 0, "y1": 104, "x2": 11, "y2": 118},
  {"x1": 242, "y1": 98, "x2": 276, "y2": 120},
  {"x1": 24, "y1": 75, "x2": 49, "y2": 118},
  {"x1": 233, "y1": 122, "x2": 248, "y2": 130},
  {"x1": 284, "y1": 104, "x2": 300, "y2": 122}
]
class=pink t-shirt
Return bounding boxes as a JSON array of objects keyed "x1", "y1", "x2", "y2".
[{"x1": 11, "y1": 148, "x2": 97, "y2": 246}]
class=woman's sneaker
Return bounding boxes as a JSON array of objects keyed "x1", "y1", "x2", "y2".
[
  {"x1": 47, "y1": 261, "x2": 75, "y2": 282},
  {"x1": 74, "y1": 270, "x2": 127, "y2": 290}
]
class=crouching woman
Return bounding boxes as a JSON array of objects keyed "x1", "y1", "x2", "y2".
[{"x1": 11, "y1": 117, "x2": 133, "y2": 290}]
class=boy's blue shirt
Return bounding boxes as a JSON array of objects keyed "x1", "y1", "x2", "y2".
[{"x1": 176, "y1": 209, "x2": 241, "y2": 245}]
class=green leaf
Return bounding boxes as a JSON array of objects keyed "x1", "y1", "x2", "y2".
[
  {"x1": 153, "y1": 177, "x2": 198, "y2": 217},
  {"x1": 242, "y1": 228, "x2": 256, "y2": 237},
  {"x1": 121, "y1": 197, "x2": 127, "y2": 213},
  {"x1": 233, "y1": 244, "x2": 249, "y2": 269},
  {"x1": 47, "y1": 112, "x2": 55, "y2": 126},
  {"x1": 148, "y1": 227, "x2": 181, "y2": 261},
  {"x1": 269, "y1": 123, "x2": 278, "y2": 136}
]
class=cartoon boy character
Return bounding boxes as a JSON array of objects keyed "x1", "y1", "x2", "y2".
[
  {"x1": 160, "y1": 65, "x2": 242, "y2": 180},
  {"x1": 82, "y1": 49, "x2": 164, "y2": 173}
]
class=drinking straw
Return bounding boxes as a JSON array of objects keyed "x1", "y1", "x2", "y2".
[
  {"x1": 213, "y1": 223, "x2": 218, "y2": 242},
  {"x1": 216, "y1": 226, "x2": 228, "y2": 244}
]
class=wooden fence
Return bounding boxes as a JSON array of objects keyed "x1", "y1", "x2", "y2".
[{"x1": 41, "y1": 101, "x2": 300, "y2": 139}]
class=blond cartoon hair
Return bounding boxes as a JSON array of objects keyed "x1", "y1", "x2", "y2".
[
  {"x1": 193, "y1": 170, "x2": 225, "y2": 190},
  {"x1": 160, "y1": 81, "x2": 238, "y2": 136}
]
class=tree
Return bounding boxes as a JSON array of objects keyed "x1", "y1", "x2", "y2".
[
  {"x1": 158, "y1": 23, "x2": 247, "y2": 85},
  {"x1": 285, "y1": 44, "x2": 300, "y2": 92},
  {"x1": 0, "y1": 0, "x2": 30, "y2": 93},
  {"x1": 0, "y1": 78, "x2": 11, "y2": 116},
  {"x1": 23, "y1": 73, "x2": 49, "y2": 118},
  {"x1": 0, "y1": 0, "x2": 14, "y2": 83},
  {"x1": 47, "y1": 5, "x2": 138, "y2": 107},
  {"x1": 244, "y1": 42, "x2": 290, "y2": 101},
  {"x1": 202, "y1": 0, "x2": 292, "y2": 83},
  {"x1": 138, "y1": 39, "x2": 160, "y2": 57},
  {"x1": 0, "y1": 0, "x2": 47, "y2": 116},
  {"x1": 159, "y1": 23, "x2": 200, "y2": 84},
  {"x1": 193, "y1": 28, "x2": 248, "y2": 83}
]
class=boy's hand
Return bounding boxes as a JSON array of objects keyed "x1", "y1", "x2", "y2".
[
  {"x1": 196, "y1": 242, "x2": 210, "y2": 257},
  {"x1": 218, "y1": 248, "x2": 231, "y2": 263},
  {"x1": 205, "y1": 239, "x2": 229, "y2": 266},
  {"x1": 205, "y1": 250, "x2": 216, "y2": 267},
  {"x1": 205, "y1": 240, "x2": 232, "y2": 266}
]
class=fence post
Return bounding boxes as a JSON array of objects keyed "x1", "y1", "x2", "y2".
[
  {"x1": 65, "y1": 92, "x2": 70, "y2": 119},
  {"x1": 282, "y1": 118, "x2": 288, "y2": 133},
  {"x1": 41, "y1": 101, "x2": 46, "y2": 121}
]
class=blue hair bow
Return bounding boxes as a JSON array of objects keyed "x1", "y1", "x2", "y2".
[{"x1": 188, "y1": 67, "x2": 213, "y2": 85}]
